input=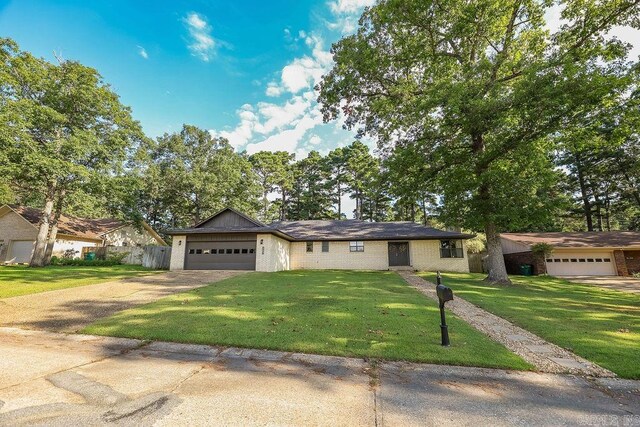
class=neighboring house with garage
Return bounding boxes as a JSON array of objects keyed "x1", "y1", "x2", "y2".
[
  {"x1": 0, "y1": 204, "x2": 166, "y2": 264},
  {"x1": 167, "y1": 207, "x2": 473, "y2": 272},
  {"x1": 501, "y1": 232, "x2": 640, "y2": 277}
]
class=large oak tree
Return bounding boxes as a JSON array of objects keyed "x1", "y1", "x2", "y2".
[
  {"x1": 318, "y1": 0, "x2": 639, "y2": 283},
  {"x1": 0, "y1": 38, "x2": 146, "y2": 266}
]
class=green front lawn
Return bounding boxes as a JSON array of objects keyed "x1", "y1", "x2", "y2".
[
  {"x1": 83, "y1": 270, "x2": 531, "y2": 370},
  {"x1": 420, "y1": 272, "x2": 640, "y2": 379},
  {"x1": 0, "y1": 265, "x2": 155, "y2": 298}
]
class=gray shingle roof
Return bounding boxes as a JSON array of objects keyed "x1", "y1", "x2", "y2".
[
  {"x1": 268, "y1": 220, "x2": 473, "y2": 241},
  {"x1": 501, "y1": 232, "x2": 640, "y2": 248},
  {"x1": 164, "y1": 207, "x2": 473, "y2": 241}
]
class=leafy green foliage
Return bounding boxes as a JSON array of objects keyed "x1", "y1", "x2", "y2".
[
  {"x1": 0, "y1": 38, "x2": 147, "y2": 265},
  {"x1": 318, "y1": 0, "x2": 639, "y2": 282},
  {"x1": 530, "y1": 242, "x2": 554, "y2": 257}
]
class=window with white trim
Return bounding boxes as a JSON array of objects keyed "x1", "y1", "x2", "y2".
[{"x1": 349, "y1": 241, "x2": 364, "y2": 252}]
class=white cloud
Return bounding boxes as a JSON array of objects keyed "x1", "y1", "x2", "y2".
[
  {"x1": 266, "y1": 82, "x2": 283, "y2": 97},
  {"x1": 137, "y1": 45, "x2": 148, "y2": 59},
  {"x1": 210, "y1": 3, "x2": 365, "y2": 160},
  {"x1": 213, "y1": 104, "x2": 257, "y2": 148},
  {"x1": 309, "y1": 134, "x2": 322, "y2": 145},
  {"x1": 326, "y1": 0, "x2": 374, "y2": 34},
  {"x1": 268, "y1": 33, "x2": 334, "y2": 95},
  {"x1": 246, "y1": 111, "x2": 323, "y2": 154},
  {"x1": 328, "y1": 0, "x2": 375, "y2": 14},
  {"x1": 183, "y1": 12, "x2": 218, "y2": 61}
]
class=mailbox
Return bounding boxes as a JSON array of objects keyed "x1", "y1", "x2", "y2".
[
  {"x1": 434, "y1": 271, "x2": 453, "y2": 346},
  {"x1": 436, "y1": 284, "x2": 453, "y2": 303}
]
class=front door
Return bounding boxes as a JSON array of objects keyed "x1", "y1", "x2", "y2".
[{"x1": 388, "y1": 242, "x2": 410, "y2": 266}]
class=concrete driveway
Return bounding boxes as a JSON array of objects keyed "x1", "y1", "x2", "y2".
[
  {"x1": 565, "y1": 276, "x2": 640, "y2": 294},
  {"x1": 0, "y1": 328, "x2": 638, "y2": 426},
  {"x1": 0, "y1": 270, "x2": 245, "y2": 332}
]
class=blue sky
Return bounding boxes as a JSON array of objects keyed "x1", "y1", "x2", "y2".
[
  {"x1": 0, "y1": 0, "x2": 374, "y2": 157},
  {"x1": 1, "y1": 1, "x2": 638, "y2": 161}
]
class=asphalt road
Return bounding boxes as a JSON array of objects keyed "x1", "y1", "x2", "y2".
[{"x1": 0, "y1": 327, "x2": 638, "y2": 426}]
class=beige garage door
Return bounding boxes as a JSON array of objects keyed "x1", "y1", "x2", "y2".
[
  {"x1": 8, "y1": 240, "x2": 35, "y2": 264},
  {"x1": 545, "y1": 252, "x2": 616, "y2": 276}
]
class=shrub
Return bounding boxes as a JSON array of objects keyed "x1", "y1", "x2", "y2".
[
  {"x1": 48, "y1": 258, "x2": 123, "y2": 267},
  {"x1": 531, "y1": 242, "x2": 554, "y2": 258},
  {"x1": 106, "y1": 251, "x2": 129, "y2": 264}
]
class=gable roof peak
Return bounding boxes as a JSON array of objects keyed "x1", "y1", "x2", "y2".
[{"x1": 194, "y1": 207, "x2": 266, "y2": 229}]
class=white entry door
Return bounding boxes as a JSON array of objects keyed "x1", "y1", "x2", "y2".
[
  {"x1": 8, "y1": 240, "x2": 35, "y2": 264},
  {"x1": 545, "y1": 252, "x2": 616, "y2": 276}
]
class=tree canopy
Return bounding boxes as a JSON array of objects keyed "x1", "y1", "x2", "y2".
[{"x1": 318, "y1": 0, "x2": 640, "y2": 283}]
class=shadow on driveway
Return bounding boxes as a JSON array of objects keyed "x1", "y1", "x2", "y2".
[{"x1": 0, "y1": 270, "x2": 245, "y2": 332}]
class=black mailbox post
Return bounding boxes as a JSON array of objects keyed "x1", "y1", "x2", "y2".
[{"x1": 435, "y1": 271, "x2": 454, "y2": 346}]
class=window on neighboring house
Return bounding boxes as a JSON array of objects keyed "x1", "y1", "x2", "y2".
[
  {"x1": 306, "y1": 242, "x2": 313, "y2": 253},
  {"x1": 349, "y1": 241, "x2": 364, "y2": 252},
  {"x1": 440, "y1": 240, "x2": 463, "y2": 258},
  {"x1": 322, "y1": 241, "x2": 329, "y2": 252}
]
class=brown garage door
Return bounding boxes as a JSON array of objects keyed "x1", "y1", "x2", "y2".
[{"x1": 185, "y1": 240, "x2": 256, "y2": 270}]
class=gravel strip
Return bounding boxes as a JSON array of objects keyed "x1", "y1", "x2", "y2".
[{"x1": 398, "y1": 271, "x2": 615, "y2": 377}]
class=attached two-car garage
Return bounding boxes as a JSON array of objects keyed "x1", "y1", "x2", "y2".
[
  {"x1": 184, "y1": 234, "x2": 257, "y2": 270},
  {"x1": 545, "y1": 251, "x2": 617, "y2": 276}
]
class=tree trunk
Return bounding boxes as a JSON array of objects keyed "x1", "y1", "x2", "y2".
[
  {"x1": 593, "y1": 191, "x2": 603, "y2": 231},
  {"x1": 421, "y1": 199, "x2": 428, "y2": 225},
  {"x1": 262, "y1": 190, "x2": 269, "y2": 220},
  {"x1": 30, "y1": 196, "x2": 55, "y2": 267},
  {"x1": 575, "y1": 154, "x2": 593, "y2": 231},
  {"x1": 471, "y1": 131, "x2": 511, "y2": 284},
  {"x1": 337, "y1": 184, "x2": 342, "y2": 220},
  {"x1": 280, "y1": 191, "x2": 287, "y2": 221},
  {"x1": 484, "y1": 222, "x2": 511, "y2": 284},
  {"x1": 43, "y1": 189, "x2": 66, "y2": 265}
]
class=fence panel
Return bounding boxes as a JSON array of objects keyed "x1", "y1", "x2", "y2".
[
  {"x1": 142, "y1": 245, "x2": 171, "y2": 270},
  {"x1": 468, "y1": 252, "x2": 486, "y2": 273}
]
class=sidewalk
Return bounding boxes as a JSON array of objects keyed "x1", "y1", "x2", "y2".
[
  {"x1": 0, "y1": 327, "x2": 638, "y2": 425},
  {"x1": 398, "y1": 271, "x2": 614, "y2": 377}
]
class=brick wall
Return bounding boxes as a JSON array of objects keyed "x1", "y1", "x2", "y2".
[
  {"x1": 410, "y1": 240, "x2": 469, "y2": 272},
  {"x1": 169, "y1": 235, "x2": 186, "y2": 270},
  {"x1": 623, "y1": 250, "x2": 640, "y2": 275},
  {"x1": 503, "y1": 251, "x2": 546, "y2": 275},
  {"x1": 613, "y1": 250, "x2": 629, "y2": 276},
  {"x1": 290, "y1": 240, "x2": 389, "y2": 270},
  {"x1": 256, "y1": 233, "x2": 290, "y2": 272},
  {"x1": 289, "y1": 240, "x2": 469, "y2": 272}
]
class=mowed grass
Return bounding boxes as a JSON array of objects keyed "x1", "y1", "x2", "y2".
[
  {"x1": 420, "y1": 272, "x2": 640, "y2": 379},
  {"x1": 83, "y1": 270, "x2": 531, "y2": 370},
  {"x1": 0, "y1": 265, "x2": 155, "y2": 298}
]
